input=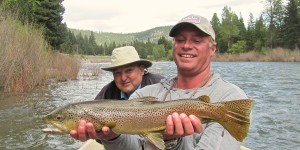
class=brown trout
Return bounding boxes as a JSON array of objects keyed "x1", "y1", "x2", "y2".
[{"x1": 43, "y1": 95, "x2": 254, "y2": 149}]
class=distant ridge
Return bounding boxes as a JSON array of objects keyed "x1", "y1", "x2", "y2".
[{"x1": 70, "y1": 26, "x2": 173, "y2": 45}]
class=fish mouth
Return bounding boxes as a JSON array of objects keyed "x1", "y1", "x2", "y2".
[
  {"x1": 42, "y1": 123, "x2": 69, "y2": 134},
  {"x1": 42, "y1": 126, "x2": 64, "y2": 134},
  {"x1": 43, "y1": 117, "x2": 69, "y2": 134}
]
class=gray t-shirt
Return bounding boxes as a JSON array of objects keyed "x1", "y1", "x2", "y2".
[{"x1": 101, "y1": 73, "x2": 248, "y2": 150}]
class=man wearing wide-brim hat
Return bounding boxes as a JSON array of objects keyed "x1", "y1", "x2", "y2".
[
  {"x1": 95, "y1": 46, "x2": 164, "y2": 100},
  {"x1": 70, "y1": 46, "x2": 164, "y2": 148}
]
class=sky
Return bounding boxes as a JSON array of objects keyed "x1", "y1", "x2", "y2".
[{"x1": 62, "y1": 0, "x2": 266, "y2": 33}]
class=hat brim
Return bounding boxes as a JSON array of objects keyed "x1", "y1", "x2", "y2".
[
  {"x1": 169, "y1": 22, "x2": 209, "y2": 37},
  {"x1": 101, "y1": 60, "x2": 152, "y2": 71}
]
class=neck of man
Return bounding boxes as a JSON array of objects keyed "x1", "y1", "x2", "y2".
[{"x1": 176, "y1": 68, "x2": 212, "y2": 89}]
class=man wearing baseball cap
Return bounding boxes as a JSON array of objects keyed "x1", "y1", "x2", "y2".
[{"x1": 73, "y1": 15, "x2": 251, "y2": 150}]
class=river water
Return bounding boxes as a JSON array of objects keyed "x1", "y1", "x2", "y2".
[{"x1": 0, "y1": 62, "x2": 299, "y2": 150}]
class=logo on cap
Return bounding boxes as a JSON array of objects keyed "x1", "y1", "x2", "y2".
[{"x1": 181, "y1": 15, "x2": 201, "y2": 23}]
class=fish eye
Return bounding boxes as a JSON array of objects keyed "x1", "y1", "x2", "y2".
[{"x1": 56, "y1": 115, "x2": 63, "y2": 121}]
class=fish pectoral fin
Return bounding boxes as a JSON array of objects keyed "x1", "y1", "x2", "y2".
[
  {"x1": 106, "y1": 121, "x2": 116, "y2": 128},
  {"x1": 145, "y1": 132, "x2": 165, "y2": 150},
  {"x1": 198, "y1": 95, "x2": 210, "y2": 103}
]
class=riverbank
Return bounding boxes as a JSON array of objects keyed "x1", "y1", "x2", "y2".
[
  {"x1": 77, "y1": 55, "x2": 111, "y2": 63},
  {"x1": 78, "y1": 48, "x2": 300, "y2": 63},
  {"x1": 212, "y1": 48, "x2": 300, "y2": 62}
]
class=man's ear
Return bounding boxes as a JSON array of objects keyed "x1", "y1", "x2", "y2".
[
  {"x1": 139, "y1": 64, "x2": 145, "y2": 72},
  {"x1": 210, "y1": 43, "x2": 217, "y2": 57}
]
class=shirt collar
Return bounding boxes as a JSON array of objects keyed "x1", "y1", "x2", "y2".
[{"x1": 120, "y1": 84, "x2": 142, "y2": 100}]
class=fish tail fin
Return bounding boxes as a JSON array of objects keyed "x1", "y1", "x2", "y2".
[{"x1": 217, "y1": 99, "x2": 254, "y2": 142}]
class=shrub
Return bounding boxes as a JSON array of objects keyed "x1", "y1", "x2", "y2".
[{"x1": 0, "y1": 10, "x2": 80, "y2": 94}]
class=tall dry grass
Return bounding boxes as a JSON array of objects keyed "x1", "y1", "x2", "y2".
[
  {"x1": 0, "y1": 13, "x2": 49, "y2": 94},
  {"x1": 0, "y1": 11, "x2": 80, "y2": 94},
  {"x1": 213, "y1": 48, "x2": 300, "y2": 62},
  {"x1": 50, "y1": 53, "x2": 80, "y2": 81},
  {"x1": 261, "y1": 48, "x2": 300, "y2": 62}
]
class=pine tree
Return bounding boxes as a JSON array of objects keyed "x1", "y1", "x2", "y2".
[
  {"x1": 211, "y1": 13, "x2": 223, "y2": 52},
  {"x1": 254, "y1": 16, "x2": 268, "y2": 51},
  {"x1": 34, "y1": 0, "x2": 66, "y2": 50},
  {"x1": 88, "y1": 32, "x2": 98, "y2": 55},
  {"x1": 263, "y1": 0, "x2": 285, "y2": 48},
  {"x1": 219, "y1": 6, "x2": 240, "y2": 52},
  {"x1": 283, "y1": 0, "x2": 300, "y2": 49},
  {"x1": 246, "y1": 13, "x2": 256, "y2": 51},
  {"x1": 158, "y1": 36, "x2": 172, "y2": 56}
]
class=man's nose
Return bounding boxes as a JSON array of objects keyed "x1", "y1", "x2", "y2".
[
  {"x1": 183, "y1": 40, "x2": 192, "y2": 50},
  {"x1": 121, "y1": 73, "x2": 128, "y2": 81}
]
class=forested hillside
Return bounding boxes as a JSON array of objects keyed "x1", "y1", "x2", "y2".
[{"x1": 70, "y1": 26, "x2": 172, "y2": 45}]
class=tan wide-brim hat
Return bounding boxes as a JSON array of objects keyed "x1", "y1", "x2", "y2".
[{"x1": 101, "y1": 46, "x2": 152, "y2": 71}]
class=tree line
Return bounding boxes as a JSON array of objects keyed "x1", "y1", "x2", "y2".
[
  {"x1": 212, "y1": 0, "x2": 299, "y2": 54},
  {"x1": 0, "y1": 0, "x2": 299, "y2": 60}
]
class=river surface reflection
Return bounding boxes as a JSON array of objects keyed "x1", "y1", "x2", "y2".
[{"x1": 0, "y1": 62, "x2": 299, "y2": 150}]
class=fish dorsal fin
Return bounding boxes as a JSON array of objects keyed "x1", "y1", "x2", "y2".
[
  {"x1": 145, "y1": 132, "x2": 165, "y2": 150},
  {"x1": 131, "y1": 96, "x2": 160, "y2": 104},
  {"x1": 198, "y1": 95, "x2": 210, "y2": 103},
  {"x1": 131, "y1": 96, "x2": 159, "y2": 102},
  {"x1": 137, "y1": 96, "x2": 158, "y2": 102}
]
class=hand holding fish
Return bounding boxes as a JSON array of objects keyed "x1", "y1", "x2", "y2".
[
  {"x1": 69, "y1": 120, "x2": 120, "y2": 142},
  {"x1": 163, "y1": 113, "x2": 202, "y2": 140}
]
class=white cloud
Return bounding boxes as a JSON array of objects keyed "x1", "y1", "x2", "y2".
[{"x1": 62, "y1": 0, "x2": 265, "y2": 33}]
